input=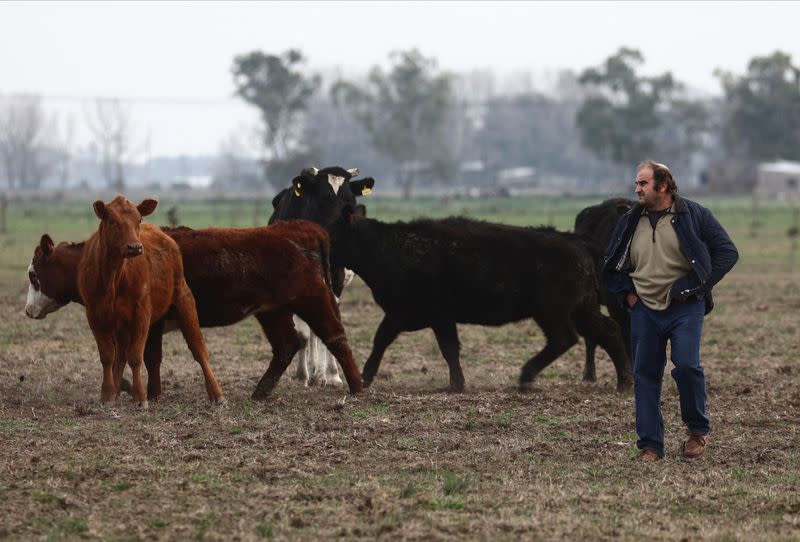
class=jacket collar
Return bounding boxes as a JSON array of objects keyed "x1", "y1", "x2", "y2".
[{"x1": 626, "y1": 194, "x2": 688, "y2": 218}]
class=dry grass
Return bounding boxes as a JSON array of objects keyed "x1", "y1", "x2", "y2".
[{"x1": 1, "y1": 219, "x2": 799, "y2": 540}]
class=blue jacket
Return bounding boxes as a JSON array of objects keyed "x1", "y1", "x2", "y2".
[{"x1": 601, "y1": 195, "x2": 738, "y2": 315}]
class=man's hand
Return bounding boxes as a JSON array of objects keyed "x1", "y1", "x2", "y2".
[{"x1": 626, "y1": 292, "x2": 639, "y2": 308}]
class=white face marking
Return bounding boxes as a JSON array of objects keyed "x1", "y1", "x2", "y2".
[
  {"x1": 24, "y1": 261, "x2": 61, "y2": 319},
  {"x1": 328, "y1": 175, "x2": 345, "y2": 195},
  {"x1": 347, "y1": 168, "x2": 359, "y2": 178}
]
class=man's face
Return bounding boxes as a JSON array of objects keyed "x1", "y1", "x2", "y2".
[{"x1": 634, "y1": 167, "x2": 666, "y2": 209}]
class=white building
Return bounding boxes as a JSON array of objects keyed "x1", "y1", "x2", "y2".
[{"x1": 756, "y1": 160, "x2": 800, "y2": 200}]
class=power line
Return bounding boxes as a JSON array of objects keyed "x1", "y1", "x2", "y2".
[{"x1": 0, "y1": 93, "x2": 245, "y2": 107}]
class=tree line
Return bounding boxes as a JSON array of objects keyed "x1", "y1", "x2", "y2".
[{"x1": 2, "y1": 47, "x2": 800, "y2": 197}]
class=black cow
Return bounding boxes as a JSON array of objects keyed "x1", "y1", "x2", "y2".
[
  {"x1": 270, "y1": 165, "x2": 374, "y2": 294},
  {"x1": 325, "y1": 209, "x2": 632, "y2": 392},
  {"x1": 574, "y1": 198, "x2": 636, "y2": 382}
]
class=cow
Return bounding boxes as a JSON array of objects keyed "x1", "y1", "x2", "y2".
[
  {"x1": 321, "y1": 208, "x2": 632, "y2": 392},
  {"x1": 573, "y1": 198, "x2": 636, "y2": 382},
  {"x1": 25, "y1": 220, "x2": 363, "y2": 400},
  {"x1": 269, "y1": 166, "x2": 374, "y2": 387},
  {"x1": 76, "y1": 195, "x2": 223, "y2": 406}
]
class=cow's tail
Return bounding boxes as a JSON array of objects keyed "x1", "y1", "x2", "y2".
[{"x1": 318, "y1": 237, "x2": 333, "y2": 291}]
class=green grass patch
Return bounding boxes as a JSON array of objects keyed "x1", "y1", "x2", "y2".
[
  {"x1": 148, "y1": 518, "x2": 168, "y2": 528},
  {"x1": 102, "y1": 481, "x2": 133, "y2": 491},
  {"x1": 442, "y1": 471, "x2": 470, "y2": 496},
  {"x1": 427, "y1": 498, "x2": 464, "y2": 511}
]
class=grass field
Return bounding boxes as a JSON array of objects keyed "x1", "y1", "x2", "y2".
[{"x1": 0, "y1": 195, "x2": 798, "y2": 540}]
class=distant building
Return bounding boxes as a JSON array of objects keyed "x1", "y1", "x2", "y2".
[{"x1": 756, "y1": 161, "x2": 800, "y2": 200}]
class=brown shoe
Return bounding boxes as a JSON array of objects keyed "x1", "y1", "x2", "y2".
[
  {"x1": 683, "y1": 433, "x2": 707, "y2": 458},
  {"x1": 639, "y1": 448, "x2": 661, "y2": 462}
]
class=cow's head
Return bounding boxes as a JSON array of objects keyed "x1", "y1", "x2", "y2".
[
  {"x1": 269, "y1": 166, "x2": 374, "y2": 231},
  {"x1": 93, "y1": 195, "x2": 157, "y2": 259},
  {"x1": 25, "y1": 234, "x2": 74, "y2": 319}
]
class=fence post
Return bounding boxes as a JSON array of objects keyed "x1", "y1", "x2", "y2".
[
  {"x1": 0, "y1": 194, "x2": 6, "y2": 234},
  {"x1": 750, "y1": 191, "x2": 760, "y2": 238}
]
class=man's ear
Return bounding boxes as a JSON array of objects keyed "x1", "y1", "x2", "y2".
[
  {"x1": 93, "y1": 200, "x2": 107, "y2": 220},
  {"x1": 351, "y1": 177, "x2": 375, "y2": 196},
  {"x1": 39, "y1": 234, "x2": 54, "y2": 256},
  {"x1": 138, "y1": 199, "x2": 158, "y2": 217}
]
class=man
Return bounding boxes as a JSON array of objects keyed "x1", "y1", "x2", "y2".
[{"x1": 601, "y1": 160, "x2": 738, "y2": 461}]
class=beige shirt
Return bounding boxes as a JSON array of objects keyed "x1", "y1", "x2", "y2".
[{"x1": 629, "y1": 208, "x2": 692, "y2": 310}]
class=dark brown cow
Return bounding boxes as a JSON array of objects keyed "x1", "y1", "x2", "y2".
[
  {"x1": 77, "y1": 196, "x2": 223, "y2": 406},
  {"x1": 25, "y1": 220, "x2": 363, "y2": 399}
]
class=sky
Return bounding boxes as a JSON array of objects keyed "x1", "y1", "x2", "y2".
[{"x1": 1, "y1": 0, "x2": 799, "y2": 157}]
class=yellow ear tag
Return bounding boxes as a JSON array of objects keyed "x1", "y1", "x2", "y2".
[
  {"x1": 362, "y1": 187, "x2": 372, "y2": 196},
  {"x1": 294, "y1": 183, "x2": 301, "y2": 197}
]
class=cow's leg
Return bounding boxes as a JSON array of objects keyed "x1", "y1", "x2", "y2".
[
  {"x1": 143, "y1": 320, "x2": 164, "y2": 401},
  {"x1": 361, "y1": 315, "x2": 401, "y2": 388},
  {"x1": 292, "y1": 316, "x2": 312, "y2": 385},
  {"x1": 90, "y1": 329, "x2": 118, "y2": 404},
  {"x1": 323, "y1": 345, "x2": 343, "y2": 387},
  {"x1": 519, "y1": 317, "x2": 578, "y2": 392},
  {"x1": 292, "y1": 292, "x2": 362, "y2": 394},
  {"x1": 322, "y1": 295, "x2": 344, "y2": 387},
  {"x1": 126, "y1": 328, "x2": 149, "y2": 409},
  {"x1": 173, "y1": 283, "x2": 224, "y2": 403},
  {"x1": 583, "y1": 338, "x2": 597, "y2": 382},
  {"x1": 432, "y1": 321, "x2": 466, "y2": 393},
  {"x1": 252, "y1": 310, "x2": 305, "y2": 399},
  {"x1": 574, "y1": 306, "x2": 632, "y2": 392},
  {"x1": 608, "y1": 302, "x2": 632, "y2": 361}
]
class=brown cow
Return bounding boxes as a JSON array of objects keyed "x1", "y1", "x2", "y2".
[
  {"x1": 25, "y1": 220, "x2": 363, "y2": 399},
  {"x1": 78, "y1": 195, "x2": 223, "y2": 406}
]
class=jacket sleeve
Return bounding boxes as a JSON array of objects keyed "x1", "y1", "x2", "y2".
[
  {"x1": 699, "y1": 207, "x2": 739, "y2": 290},
  {"x1": 601, "y1": 218, "x2": 635, "y2": 308}
]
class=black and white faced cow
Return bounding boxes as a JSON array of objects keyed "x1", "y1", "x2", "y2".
[{"x1": 270, "y1": 166, "x2": 375, "y2": 387}]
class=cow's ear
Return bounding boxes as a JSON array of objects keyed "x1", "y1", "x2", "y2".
[
  {"x1": 272, "y1": 188, "x2": 289, "y2": 210},
  {"x1": 347, "y1": 167, "x2": 359, "y2": 178},
  {"x1": 354, "y1": 204, "x2": 367, "y2": 218},
  {"x1": 351, "y1": 177, "x2": 375, "y2": 196},
  {"x1": 138, "y1": 199, "x2": 158, "y2": 217},
  {"x1": 93, "y1": 200, "x2": 107, "y2": 220},
  {"x1": 39, "y1": 234, "x2": 54, "y2": 256}
]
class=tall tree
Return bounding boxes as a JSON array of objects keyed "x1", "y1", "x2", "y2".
[
  {"x1": 332, "y1": 49, "x2": 454, "y2": 199},
  {"x1": 232, "y1": 49, "x2": 320, "y2": 188},
  {"x1": 576, "y1": 48, "x2": 704, "y2": 179},
  {"x1": 716, "y1": 51, "x2": 800, "y2": 162},
  {"x1": 0, "y1": 94, "x2": 57, "y2": 189},
  {"x1": 85, "y1": 98, "x2": 135, "y2": 192}
]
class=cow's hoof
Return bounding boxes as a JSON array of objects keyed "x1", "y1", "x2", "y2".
[
  {"x1": 582, "y1": 375, "x2": 597, "y2": 383},
  {"x1": 135, "y1": 400, "x2": 149, "y2": 410},
  {"x1": 518, "y1": 381, "x2": 535, "y2": 394},
  {"x1": 447, "y1": 384, "x2": 465, "y2": 394},
  {"x1": 616, "y1": 381, "x2": 633, "y2": 393},
  {"x1": 326, "y1": 376, "x2": 344, "y2": 388},
  {"x1": 211, "y1": 396, "x2": 227, "y2": 406}
]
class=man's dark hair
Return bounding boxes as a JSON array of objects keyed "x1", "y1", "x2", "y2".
[{"x1": 637, "y1": 159, "x2": 678, "y2": 195}]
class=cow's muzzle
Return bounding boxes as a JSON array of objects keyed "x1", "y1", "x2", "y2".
[{"x1": 125, "y1": 243, "x2": 143, "y2": 258}]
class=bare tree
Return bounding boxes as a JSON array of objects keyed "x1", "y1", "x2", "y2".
[
  {"x1": 0, "y1": 94, "x2": 57, "y2": 189},
  {"x1": 85, "y1": 98, "x2": 134, "y2": 192}
]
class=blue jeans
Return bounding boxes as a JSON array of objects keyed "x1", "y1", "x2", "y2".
[{"x1": 630, "y1": 297, "x2": 709, "y2": 457}]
